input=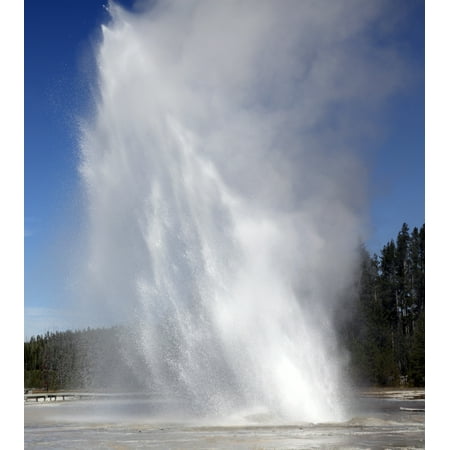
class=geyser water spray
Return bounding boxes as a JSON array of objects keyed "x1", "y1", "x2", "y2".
[{"x1": 77, "y1": 0, "x2": 407, "y2": 422}]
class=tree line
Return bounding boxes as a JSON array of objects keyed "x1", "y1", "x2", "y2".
[
  {"x1": 24, "y1": 326, "x2": 147, "y2": 391},
  {"x1": 339, "y1": 223, "x2": 425, "y2": 387},
  {"x1": 25, "y1": 222, "x2": 424, "y2": 390}
]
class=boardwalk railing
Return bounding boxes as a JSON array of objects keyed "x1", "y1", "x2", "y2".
[
  {"x1": 25, "y1": 392, "x2": 103, "y2": 402},
  {"x1": 24, "y1": 392, "x2": 153, "y2": 402}
]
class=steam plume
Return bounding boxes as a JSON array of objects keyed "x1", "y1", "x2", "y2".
[{"x1": 77, "y1": 0, "x2": 410, "y2": 422}]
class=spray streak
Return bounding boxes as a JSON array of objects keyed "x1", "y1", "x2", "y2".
[{"x1": 78, "y1": 0, "x2": 409, "y2": 422}]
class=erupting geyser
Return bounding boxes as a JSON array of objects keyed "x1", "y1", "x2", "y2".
[{"x1": 77, "y1": 0, "x2": 405, "y2": 423}]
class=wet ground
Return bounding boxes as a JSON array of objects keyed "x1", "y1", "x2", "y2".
[{"x1": 24, "y1": 388, "x2": 424, "y2": 449}]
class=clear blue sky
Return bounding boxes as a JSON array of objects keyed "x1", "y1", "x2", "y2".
[
  {"x1": 25, "y1": 0, "x2": 136, "y2": 337},
  {"x1": 24, "y1": 0, "x2": 424, "y2": 338}
]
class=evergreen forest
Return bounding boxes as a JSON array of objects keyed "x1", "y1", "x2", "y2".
[
  {"x1": 24, "y1": 223, "x2": 425, "y2": 391},
  {"x1": 340, "y1": 223, "x2": 425, "y2": 387}
]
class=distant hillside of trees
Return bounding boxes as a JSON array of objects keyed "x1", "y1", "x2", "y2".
[
  {"x1": 25, "y1": 223, "x2": 424, "y2": 390},
  {"x1": 24, "y1": 326, "x2": 148, "y2": 391}
]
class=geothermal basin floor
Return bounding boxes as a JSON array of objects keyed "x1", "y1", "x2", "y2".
[{"x1": 24, "y1": 389, "x2": 424, "y2": 449}]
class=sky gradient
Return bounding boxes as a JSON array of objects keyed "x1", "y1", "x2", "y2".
[{"x1": 24, "y1": 0, "x2": 424, "y2": 339}]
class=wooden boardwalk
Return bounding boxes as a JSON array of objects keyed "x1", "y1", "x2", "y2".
[
  {"x1": 24, "y1": 392, "x2": 105, "y2": 402},
  {"x1": 24, "y1": 391, "x2": 150, "y2": 402}
]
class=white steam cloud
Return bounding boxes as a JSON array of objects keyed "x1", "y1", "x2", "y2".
[{"x1": 76, "y1": 0, "x2": 412, "y2": 422}]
